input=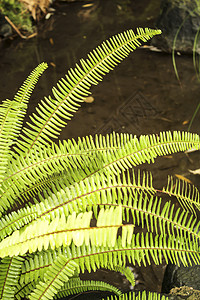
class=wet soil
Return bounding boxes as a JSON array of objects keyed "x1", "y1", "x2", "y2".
[{"x1": 1, "y1": 0, "x2": 200, "y2": 299}]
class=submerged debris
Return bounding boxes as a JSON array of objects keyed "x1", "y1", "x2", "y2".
[{"x1": 19, "y1": 0, "x2": 53, "y2": 20}]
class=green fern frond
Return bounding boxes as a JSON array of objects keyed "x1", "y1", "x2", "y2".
[
  {"x1": 163, "y1": 175, "x2": 200, "y2": 214},
  {"x1": 24, "y1": 230, "x2": 200, "y2": 274},
  {"x1": 20, "y1": 250, "x2": 59, "y2": 285},
  {"x1": 14, "y1": 28, "x2": 161, "y2": 155},
  {"x1": 15, "y1": 281, "x2": 38, "y2": 300},
  {"x1": 54, "y1": 277, "x2": 122, "y2": 299},
  {"x1": 29, "y1": 255, "x2": 78, "y2": 300},
  {"x1": 1, "y1": 130, "x2": 200, "y2": 216},
  {"x1": 1, "y1": 167, "x2": 200, "y2": 249},
  {"x1": 0, "y1": 99, "x2": 27, "y2": 182},
  {"x1": 84, "y1": 131, "x2": 200, "y2": 180},
  {"x1": 16, "y1": 231, "x2": 200, "y2": 299},
  {"x1": 20, "y1": 249, "x2": 133, "y2": 288},
  {"x1": 112, "y1": 265, "x2": 135, "y2": 288},
  {"x1": 102, "y1": 290, "x2": 168, "y2": 300},
  {"x1": 18, "y1": 132, "x2": 134, "y2": 201},
  {"x1": 0, "y1": 63, "x2": 48, "y2": 181},
  {"x1": 0, "y1": 206, "x2": 129, "y2": 257},
  {"x1": 73, "y1": 232, "x2": 200, "y2": 268},
  {"x1": 0, "y1": 256, "x2": 24, "y2": 299},
  {"x1": 0, "y1": 132, "x2": 132, "y2": 214},
  {"x1": 0, "y1": 168, "x2": 153, "y2": 241},
  {"x1": 13, "y1": 62, "x2": 48, "y2": 106}
]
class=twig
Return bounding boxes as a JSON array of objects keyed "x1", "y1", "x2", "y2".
[{"x1": 4, "y1": 16, "x2": 37, "y2": 39}]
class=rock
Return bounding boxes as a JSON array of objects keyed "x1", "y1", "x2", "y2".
[
  {"x1": 162, "y1": 263, "x2": 200, "y2": 293},
  {"x1": 168, "y1": 286, "x2": 200, "y2": 300},
  {"x1": 84, "y1": 96, "x2": 94, "y2": 103},
  {"x1": 152, "y1": 0, "x2": 200, "y2": 53},
  {"x1": 0, "y1": 13, "x2": 12, "y2": 38}
]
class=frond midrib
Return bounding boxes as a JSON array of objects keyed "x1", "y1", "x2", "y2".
[
  {"x1": 0, "y1": 224, "x2": 122, "y2": 253},
  {"x1": 26, "y1": 234, "x2": 200, "y2": 274},
  {"x1": 0, "y1": 173, "x2": 198, "y2": 245},
  {"x1": 17, "y1": 29, "x2": 160, "y2": 155},
  {"x1": 1, "y1": 191, "x2": 199, "y2": 259},
  {"x1": 1, "y1": 130, "x2": 199, "y2": 215},
  {"x1": 26, "y1": 31, "x2": 145, "y2": 153},
  {"x1": 0, "y1": 257, "x2": 12, "y2": 299},
  {"x1": 83, "y1": 134, "x2": 200, "y2": 181}
]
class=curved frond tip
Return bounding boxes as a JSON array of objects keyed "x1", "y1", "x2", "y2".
[
  {"x1": 102, "y1": 290, "x2": 168, "y2": 299},
  {"x1": 15, "y1": 28, "x2": 161, "y2": 155}
]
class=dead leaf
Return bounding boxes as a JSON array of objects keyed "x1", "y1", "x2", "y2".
[
  {"x1": 49, "y1": 37, "x2": 54, "y2": 45},
  {"x1": 185, "y1": 148, "x2": 199, "y2": 153},
  {"x1": 19, "y1": 0, "x2": 51, "y2": 20},
  {"x1": 50, "y1": 62, "x2": 56, "y2": 67},
  {"x1": 175, "y1": 174, "x2": 192, "y2": 184},
  {"x1": 141, "y1": 45, "x2": 162, "y2": 52},
  {"x1": 84, "y1": 96, "x2": 94, "y2": 103},
  {"x1": 82, "y1": 3, "x2": 94, "y2": 8},
  {"x1": 182, "y1": 120, "x2": 189, "y2": 125},
  {"x1": 189, "y1": 169, "x2": 200, "y2": 175}
]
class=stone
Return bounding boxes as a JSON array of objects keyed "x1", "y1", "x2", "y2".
[
  {"x1": 0, "y1": 13, "x2": 12, "y2": 38},
  {"x1": 168, "y1": 286, "x2": 200, "y2": 300},
  {"x1": 162, "y1": 263, "x2": 200, "y2": 293},
  {"x1": 152, "y1": 0, "x2": 200, "y2": 53}
]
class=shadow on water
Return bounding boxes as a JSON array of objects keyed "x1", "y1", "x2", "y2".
[{"x1": 1, "y1": 0, "x2": 200, "y2": 298}]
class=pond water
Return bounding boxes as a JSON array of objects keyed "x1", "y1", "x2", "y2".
[{"x1": 1, "y1": 0, "x2": 200, "y2": 298}]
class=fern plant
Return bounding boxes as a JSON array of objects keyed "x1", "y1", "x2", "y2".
[{"x1": 1, "y1": 27, "x2": 200, "y2": 300}]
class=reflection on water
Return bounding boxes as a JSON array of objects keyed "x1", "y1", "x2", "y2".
[{"x1": 0, "y1": 0, "x2": 160, "y2": 123}]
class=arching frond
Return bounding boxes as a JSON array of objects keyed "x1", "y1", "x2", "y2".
[
  {"x1": 54, "y1": 277, "x2": 122, "y2": 299},
  {"x1": 0, "y1": 63, "x2": 48, "y2": 182},
  {"x1": 83, "y1": 131, "x2": 200, "y2": 179},
  {"x1": 1, "y1": 167, "x2": 200, "y2": 250},
  {"x1": 0, "y1": 169, "x2": 153, "y2": 241},
  {"x1": 14, "y1": 28, "x2": 161, "y2": 155},
  {"x1": 112, "y1": 265, "x2": 135, "y2": 288},
  {"x1": 163, "y1": 175, "x2": 200, "y2": 214},
  {"x1": 102, "y1": 290, "x2": 168, "y2": 300},
  {"x1": 20, "y1": 250, "x2": 136, "y2": 288},
  {"x1": 29, "y1": 255, "x2": 78, "y2": 300},
  {"x1": 0, "y1": 132, "x2": 133, "y2": 214},
  {"x1": 18, "y1": 132, "x2": 134, "y2": 201},
  {"x1": 0, "y1": 206, "x2": 128, "y2": 257},
  {"x1": 15, "y1": 281, "x2": 38, "y2": 300},
  {"x1": 16, "y1": 231, "x2": 200, "y2": 299},
  {"x1": 0, "y1": 100, "x2": 27, "y2": 182},
  {"x1": 13, "y1": 62, "x2": 48, "y2": 106},
  {"x1": 1, "y1": 130, "x2": 200, "y2": 216},
  {"x1": 0, "y1": 256, "x2": 24, "y2": 299}
]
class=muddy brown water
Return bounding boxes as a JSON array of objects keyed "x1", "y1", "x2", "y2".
[{"x1": 1, "y1": 0, "x2": 200, "y2": 299}]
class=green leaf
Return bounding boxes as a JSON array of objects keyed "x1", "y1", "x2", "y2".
[
  {"x1": 14, "y1": 28, "x2": 161, "y2": 155},
  {"x1": 0, "y1": 256, "x2": 24, "y2": 299},
  {"x1": 29, "y1": 255, "x2": 78, "y2": 300},
  {"x1": 54, "y1": 277, "x2": 122, "y2": 299},
  {"x1": 102, "y1": 290, "x2": 169, "y2": 299}
]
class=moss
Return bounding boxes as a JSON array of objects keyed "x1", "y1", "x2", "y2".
[
  {"x1": 169, "y1": 286, "x2": 200, "y2": 299},
  {"x1": 1, "y1": 0, "x2": 33, "y2": 33}
]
